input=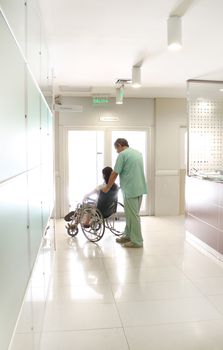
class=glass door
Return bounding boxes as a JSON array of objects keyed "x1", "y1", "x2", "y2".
[
  {"x1": 68, "y1": 130, "x2": 104, "y2": 209},
  {"x1": 65, "y1": 128, "x2": 150, "y2": 216}
]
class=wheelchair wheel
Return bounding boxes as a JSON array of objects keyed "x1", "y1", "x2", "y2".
[
  {"x1": 105, "y1": 215, "x2": 123, "y2": 236},
  {"x1": 66, "y1": 224, "x2": 79, "y2": 237},
  {"x1": 105, "y1": 202, "x2": 125, "y2": 236},
  {"x1": 81, "y1": 207, "x2": 105, "y2": 242},
  {"x1": 66, "y1": 210, "x2": 79, "y2": 238}
]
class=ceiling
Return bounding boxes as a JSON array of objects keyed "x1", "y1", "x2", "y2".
[{"x1": 38, "y1": 0, "x2": 223, "y2": 98}]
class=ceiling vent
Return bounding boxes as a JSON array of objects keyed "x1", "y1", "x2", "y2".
[
  {"x1": 54, "y1": 96, "x2": 83, "y2": 112},
  {"x1": 115, "y1": 79, "x2": 131, "y2": 85}
]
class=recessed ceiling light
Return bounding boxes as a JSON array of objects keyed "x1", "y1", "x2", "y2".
[
  {"x1": 100, "y1": 116, "x2": 119, "y2": 121},
  {"x1": 167, "y1": 16, "x2": 182, "y2": 50}
]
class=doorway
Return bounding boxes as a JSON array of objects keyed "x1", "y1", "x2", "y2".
[{"x1": 65, "y1": 128, "x2": 150, "y2": 215}]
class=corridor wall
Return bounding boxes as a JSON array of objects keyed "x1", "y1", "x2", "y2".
[
  {"x1": 155, "y1": 98, "x2": 187, "y2": 215},
  {"x1": 0, "y1": 1, "x2": 54, "y2": 349}
]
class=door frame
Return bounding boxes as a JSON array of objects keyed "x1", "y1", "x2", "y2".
[{"x1": 60, "y1": 125, "x2": 154, "y2": 217}]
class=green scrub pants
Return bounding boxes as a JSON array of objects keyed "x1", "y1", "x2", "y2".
[{"x1": 123, "y1": 196, "x2": 143, "y2": 246}]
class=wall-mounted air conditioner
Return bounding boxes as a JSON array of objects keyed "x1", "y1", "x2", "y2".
[{"x1": 54, "y1": 104, "x2": 83, "y2": 112}]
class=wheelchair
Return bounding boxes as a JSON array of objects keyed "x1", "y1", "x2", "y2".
[{"x1": 64, "y1": 198, "x2": 125, "y2": 243}]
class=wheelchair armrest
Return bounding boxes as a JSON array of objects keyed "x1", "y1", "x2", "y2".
[{"x1": 84, "y1": 197, "x2": 97, "y2": 204}]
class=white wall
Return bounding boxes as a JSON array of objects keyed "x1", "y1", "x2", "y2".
[
  {"x1": 155, "y1": 98, "x2": 187, "y2": 215},
  {"x1": 56, "y1": 96, "x2": 155, "y2": 217},
  {"x1": 56, "y1": 96, "x2": 188, "y2": 217},
  {"x1": 58, "y1": 96, "x2": 154, "y2": 126}
]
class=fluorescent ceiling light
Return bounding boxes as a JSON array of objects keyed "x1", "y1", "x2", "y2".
[
  {"x1": 167, "y1": 16, "x2": 182, "y2": 50},
  {"x1": 132, "y1": 66, "x2": 141, "y2": 88},
  {"x1": 99, "y1": 116, "x2": 119, "y2": 122}
]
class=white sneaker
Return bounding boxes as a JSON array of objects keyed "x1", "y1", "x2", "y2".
[{"x1": 116, "y1": 236, "x2": 131, "y2": 244}]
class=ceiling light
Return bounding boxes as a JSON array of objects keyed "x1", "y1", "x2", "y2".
[
  {"x1": 167, "y1": 16, "x2": 182, "y2": 50},
  {"x1": 99, "y1": 116, "x2": 119, "y2": 122},
  {"x1": 132, "y1": 66, "x2": 141, "y2": 88},
  {"x1": 116, "y1": 85, "x2": 124, "y2": 104},
  {"x1": 219, "y1": 88, "x2": 223, "y2": 92}
]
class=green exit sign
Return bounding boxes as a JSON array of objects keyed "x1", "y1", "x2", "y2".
[{"x1": 92, "y1": 97, "x2": 109, "y2": 105}]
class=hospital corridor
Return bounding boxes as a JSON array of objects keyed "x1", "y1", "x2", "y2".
[{"x1": 1, "y1": 0, "x2": 223, "y2": 349}]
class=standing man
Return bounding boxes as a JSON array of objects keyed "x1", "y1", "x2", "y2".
[{"x1": 102, "y1": 138, "x2": 147, "y2": 248}]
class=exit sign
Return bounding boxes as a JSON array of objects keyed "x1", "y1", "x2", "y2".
[{"x1": 92, "y1": 97, "x2": 109, "y2": 105}]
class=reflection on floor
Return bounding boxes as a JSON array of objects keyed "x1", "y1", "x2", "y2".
[{"x1": 16, "y1": 216, "x2": 223, "y2": 349}]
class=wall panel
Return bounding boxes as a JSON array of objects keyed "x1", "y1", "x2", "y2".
[
  {"x1": 27, "y1": 167, "x2": 42, "y2": 269},
  {"x1": 0, "y1": 0, "x2": 26, "y2": 52},
  {"x1": 0, "y1": 12, "x2": 26, "y2": 182},
  {"x1": 27, "y1": 73, "x2": 41, "y2": 170},
  {"x1": 27, "y1": 0, "x2": 41, "y2": 84},
  {"x1": 0, "y1": 175, "x2": 29, "y2": 350}
]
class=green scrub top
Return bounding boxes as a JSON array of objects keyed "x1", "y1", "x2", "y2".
[{"x1": 114, "y1": 147, "x2": 148, "y2": 199}]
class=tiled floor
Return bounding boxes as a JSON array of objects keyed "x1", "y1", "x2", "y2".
[{"x1": 39, "y1": 216, "x2": 223, "y2": 349}]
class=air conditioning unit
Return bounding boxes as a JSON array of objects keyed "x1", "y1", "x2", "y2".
[{"x1": 54, "y1": 104, "x2": 83, "y2": 112}]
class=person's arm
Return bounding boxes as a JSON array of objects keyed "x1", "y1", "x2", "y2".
[
  {"x1": 83, "y1": 187, "x2": 98, "y2": 201},
  {"x1": 101, "y1": 171, "x2": 118, "y2": 193}
]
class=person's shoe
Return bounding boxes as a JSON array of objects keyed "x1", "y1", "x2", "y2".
[
  {"x1": 122, "y1": 241, "x2": 143, "y2": 248},
  {"x1": 116, "y1": 235, "x2": 131, "y2": 244}
]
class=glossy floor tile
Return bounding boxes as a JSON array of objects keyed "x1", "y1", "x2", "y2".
[
  {"x1": 207, "y1": 295, "x2": 223, "y2": 314},
  {"x1": 40, "y1": 328, "x2": 129, "y2": 350},
  {"x1": 192, "y1": 277, "x2": 223, "y2": 295},
  {"x1": 107, "y1": 265, "x2": 186, "y2": 284},
  {"x1": 125, "y1": 320, "x2": 223, "y2": 350},
  {"x1": 42, "y1": 302, "x2": 121, "y2": 331},
  {"x1": 47, "y1": 283, "x2": 114, "y2": 303},
  {"x1": 112, "y1": 279, "x2": 203, "y2": 302},
  {"x1": 10, "y1": 333, "x2": 41, "y2": 350},
  {"x1": 13, "y1": 216, "x2": 223, "y2": 349},
  {"x1": 116, "y1": 297, "x2": 222, "y2": 326}
]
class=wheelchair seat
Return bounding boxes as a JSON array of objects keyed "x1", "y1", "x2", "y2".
[{"x1": 96, "y1": 183, "x2": 119, "y2": 218}]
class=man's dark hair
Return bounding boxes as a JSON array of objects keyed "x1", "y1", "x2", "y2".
[
  {"x1": 102, "y1": 166, "x2": 113, "y2": 184},
  {"x1": 114, "y1": 138, "x2": 129, "y2": 148}
]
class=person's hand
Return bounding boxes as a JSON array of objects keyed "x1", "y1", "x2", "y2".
[
  {"x1": 101, "y1": 185, "x2": 109, "y2": 193},
  {"x1": 83, "y1": 195, "x2": 88, "y2": 202}
]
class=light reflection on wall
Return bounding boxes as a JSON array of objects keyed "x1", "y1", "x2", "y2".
[{"x1": 188, "y1": 83, "x2": 223, "y2": 174}]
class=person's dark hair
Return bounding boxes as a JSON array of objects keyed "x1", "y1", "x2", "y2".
[
  {"x1": 102, "y1": 166, "x2": 113, "y2": 184},
  {"x1": 114, "y1": 138, "x2": 129, "y2": 148}
]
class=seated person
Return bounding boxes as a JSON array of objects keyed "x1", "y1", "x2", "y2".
[
  {"x1": 84, "y1": 166, "x2": 119, "y2": 218},
  {"x1": 64, "y1": 167, "x2": 118, "y2": 226}
]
